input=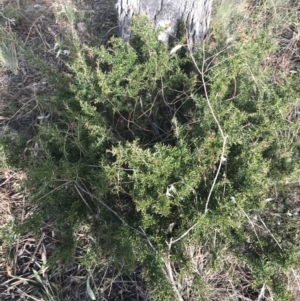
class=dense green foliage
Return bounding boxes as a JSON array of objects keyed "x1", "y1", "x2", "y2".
[{"x1": 2, "y1": 13, "x2": 300, "y2": 300}]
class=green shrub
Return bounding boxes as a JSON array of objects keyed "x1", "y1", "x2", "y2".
[{"x1": 3, "y1": 12, "x2": 300, "y2": 300}]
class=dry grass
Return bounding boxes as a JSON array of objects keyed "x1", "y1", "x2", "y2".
[
  {"x1": 287, "y1": 269, "x2": 300, "y2": 299},
  {"x1": 173, "y1": 245, "x2": 265, "y2": 301},
  {"x1": 0, "y1": 167, "x2": 150, "y2": 300}
]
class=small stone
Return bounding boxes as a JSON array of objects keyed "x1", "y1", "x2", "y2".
[{"x1": 77, "y1": 22, "x2": 87, "y2": 32}]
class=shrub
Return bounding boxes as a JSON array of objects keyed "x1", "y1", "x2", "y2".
[{"x1": 2, "y1": 12, "x2": 300, "y2": 300}]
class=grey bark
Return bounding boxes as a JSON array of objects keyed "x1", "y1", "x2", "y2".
[{"x1": 116, "y1": 0, "x2": 213, "y2": 47}]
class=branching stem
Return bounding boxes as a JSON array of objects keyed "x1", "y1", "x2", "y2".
[{"x1": 189, "y1": 44, "x2": 227, "y2": 214}]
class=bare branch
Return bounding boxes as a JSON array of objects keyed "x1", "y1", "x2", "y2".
[
  {"x1": 0, "y1": 12, "x2": 16, "y2": 25},
  {"x1": 257, "y1": 283, "x2": 266, "y2": 301},
  {"x1": 258, "y1": 214, "x2": 282, "y2": 250},
  {"x1": 164, "y1": 239, "x2": 185, "y2": 301},
  {"x1": 138, "y1": 226, "x2": 157, "y2": 253},
  {"x1": 171, "y1": 221, "x2": 199, "y2": 244},
  {"x1": 74, "y1": 184, "x2": 93, "y2": 212},
  {"x1": 204, "y1": 136, "x2": 227, "y2": 214},
  {"x1": 189, "y1": 44, "x2": 228, "y2": 214},
  {"x1": 235, "y1": 200, "x2": 263, "y2": 251}
]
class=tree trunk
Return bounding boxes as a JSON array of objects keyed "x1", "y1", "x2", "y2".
[{"x1": 116, "y1": 0, "x2": 213, "y2": 47}]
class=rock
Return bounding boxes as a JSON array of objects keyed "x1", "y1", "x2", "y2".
[
  {"x1": 24, "y1": 3, "x2": 47, "y2": 15},
  {"x1": 77, "y1": 22, "x2": 87, "y2": 33}
]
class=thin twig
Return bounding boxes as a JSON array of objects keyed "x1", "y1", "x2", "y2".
[
  {"x1": 139, "y1": 226, "x2": 157, "y2": 253},
  {"x1": 163, "y1": 219, "x2": 202, "y2": 301},
  {"x1": 258, "y1": 214, "x2": 282, "y2": 250},
  {"x1": 189, "y1": 45, "x2": 225, "y2": 139},
  {"x1": 23, "y1": 233, "x2": 46, "y2": 273},
  {"x1": 257, "y1": 283, "x2": 266, "y2": 301},
  {"x1": 164, "y1": 239, "x2": 184, "y2": 301},
  {"x1": 76, "y1": 184, "x2": 138, "y2": 231},
  {"x1": 189, "y1": 45, "x2": 227, "y2": 214},
  {"x1": 35, "y1": 181, "x2": 73, "y2": 203},
  {"x1": 0, "y1": 12, "x2": 16, "y2": 25},
  {"x1": 171, "y1": 221, "x2": 199, "y2": 244},
  {"x1": 75, "y1": 184, "x2": 159, "y2": 253},
  {"x1": 74, "y1": 184, "x2": 93, "y2": 212},
  {"x1": 204, "y1": 136, "x2": 227, "y2": 214},
  {"x1": 236, "y1": 201, "x2": 263, "y2": 251}
]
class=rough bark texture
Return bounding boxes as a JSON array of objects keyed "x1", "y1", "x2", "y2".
[{"x1": 116, "y1": 0, "x2": 213, "y2": 46}]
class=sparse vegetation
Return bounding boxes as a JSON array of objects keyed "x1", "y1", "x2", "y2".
[{"x1": 1, "y1": 0, "x2": 300, "y2": 300}]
